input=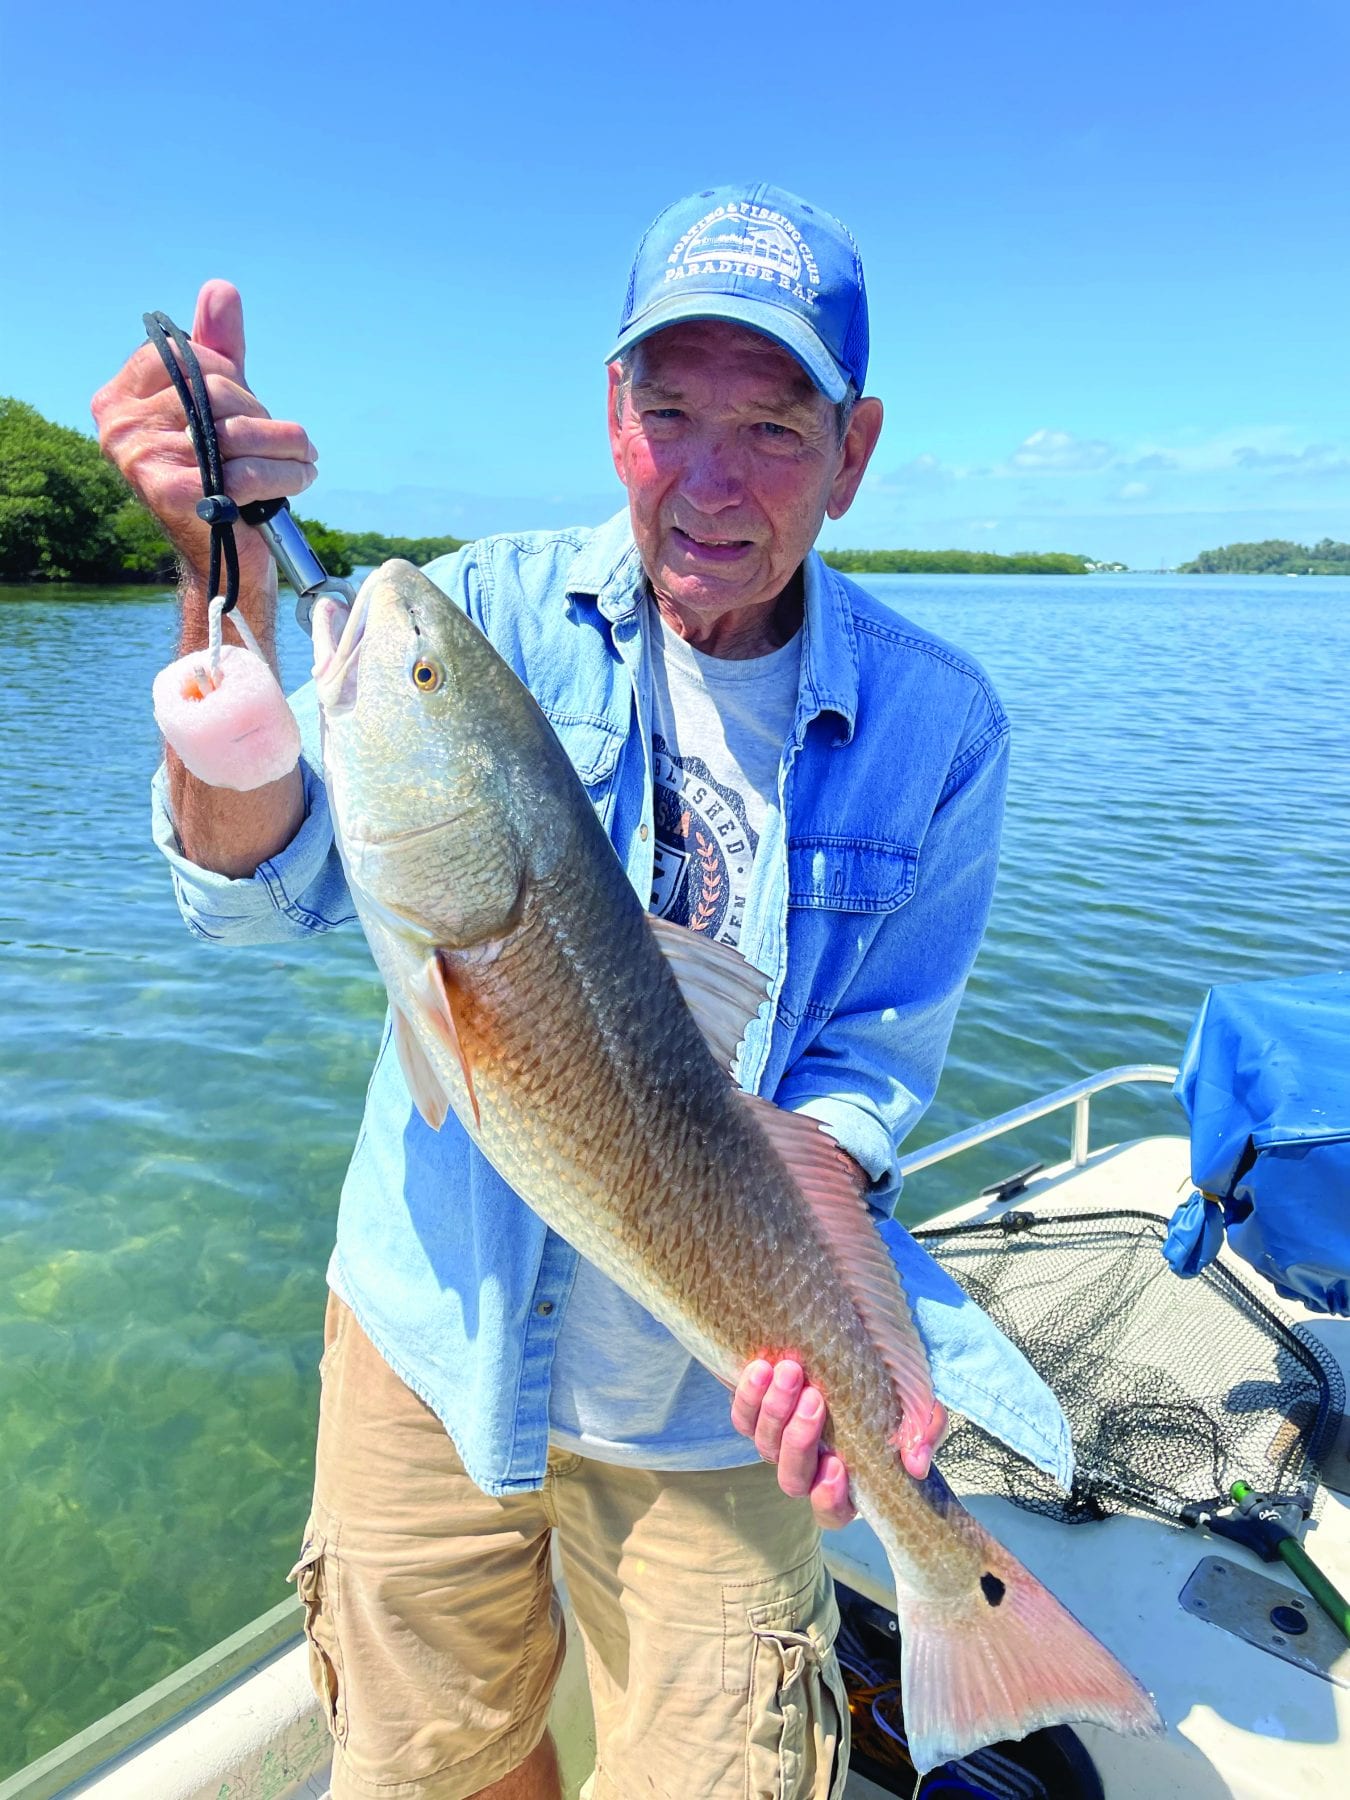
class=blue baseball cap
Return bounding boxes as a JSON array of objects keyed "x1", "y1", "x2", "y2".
[{"x1": 607, "y1": 182, "x2": 869, "y2": 404}]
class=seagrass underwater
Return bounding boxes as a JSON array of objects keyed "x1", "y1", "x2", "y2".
[{"x1": 310, "y1": 559, "x2": 1161, "y2": 1771}]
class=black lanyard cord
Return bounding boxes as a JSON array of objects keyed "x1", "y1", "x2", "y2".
[{"x1": 142, "y1": 310, "x2": 243, "y2": 614}]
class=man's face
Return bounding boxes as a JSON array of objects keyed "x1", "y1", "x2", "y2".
[{"x1": 608, "y1": 321, "x2": 881, "y2": 635}]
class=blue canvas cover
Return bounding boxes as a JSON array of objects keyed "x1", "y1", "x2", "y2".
[{"x1": 1163, "y1": 972, "x2": 1350, "y2": 1315}]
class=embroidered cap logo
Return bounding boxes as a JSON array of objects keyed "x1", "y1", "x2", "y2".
[{"x1": 665, "y1": 202, "x2": 822, "y2": 308}]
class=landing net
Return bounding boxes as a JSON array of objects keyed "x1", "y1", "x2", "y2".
[{"x1": 915, "y1": 1209, "x2": 1343, "y2": 1523}]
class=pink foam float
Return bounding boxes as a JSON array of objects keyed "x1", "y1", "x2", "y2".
[{"x1": 152, "y1": 598, "x2": 302, "y2": 790}]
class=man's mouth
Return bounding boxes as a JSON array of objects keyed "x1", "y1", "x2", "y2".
[{"x1": 671, "y1": 526, "x2": 754, "y2": 563}]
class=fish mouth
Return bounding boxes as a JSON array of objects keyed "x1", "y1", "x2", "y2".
[{"x1": 313, "y1": 581, "x2": 374, "y2": 715}]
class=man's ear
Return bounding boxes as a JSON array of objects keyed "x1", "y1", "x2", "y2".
[
  {"x1": 826, "y1": 396, "x2": 884, "y2": 521},
  {"x1": 607, "y1": 361, "x2": 628, "y2": 483}
]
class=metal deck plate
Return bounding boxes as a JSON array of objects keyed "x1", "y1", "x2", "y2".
[{"x1": 1179, "y1": 1555, "x2": 1350, "y2": 1687}]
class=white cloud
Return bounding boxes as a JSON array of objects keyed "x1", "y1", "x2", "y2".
[
  {"x1": 1005, "y1": 428, "x2": 1115, "y2": 474},
  {"x1": 1115, "y1": 481, "x2": 1151, "y2": 501},
  {"x1": 1232, "y1": 441, "x2": 1350, "y2": 476},
  {"x1": 865, "y1": 452, "x2": 968, "y2": 496}
]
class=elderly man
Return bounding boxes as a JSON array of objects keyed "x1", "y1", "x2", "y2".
[{"x1": 95, "y1": 184, "x2": 1066, "y2": 1800}]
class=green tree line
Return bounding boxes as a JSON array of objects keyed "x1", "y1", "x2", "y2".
[
  {"x1": 1178, "y1": 539, "x2": 1350, "y2": 575},
  {"x1": 823, "y1": 547, "x2": 1090, "y2": 575},
  {"x1": 292, "y1": 519, "x2": 467, "y2": 579},
  {"x1": 0, "y1": 397, "x2": 175, "y2": 580},
  {"x1": 0, "y1": 397, "x2": 465, "y2": 584}
]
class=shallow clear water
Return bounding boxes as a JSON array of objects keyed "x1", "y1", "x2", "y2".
[{"x1": 1, "y1": 572, "x2": 1348, "y2": 1773}]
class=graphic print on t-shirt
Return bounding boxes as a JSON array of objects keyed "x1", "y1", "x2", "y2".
[{"x1": 650, "y1": 733, "x2": 758, "y2": 946}]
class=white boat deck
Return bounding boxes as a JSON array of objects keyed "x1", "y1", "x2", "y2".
[{"x1": 7, "y1": 1134, "x2": 1347, "y2": 1800}]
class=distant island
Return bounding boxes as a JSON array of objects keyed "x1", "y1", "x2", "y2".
[{"x1": 1178, "y1": 538, "x2": 1350, "y2": 575}]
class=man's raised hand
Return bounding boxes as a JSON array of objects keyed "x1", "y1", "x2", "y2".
[{"x1": 91, "y1": 280, "x2": 318, "y2": 585}]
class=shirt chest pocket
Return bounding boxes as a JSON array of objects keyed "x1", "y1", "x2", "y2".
[
  {"x1": 541, "y1": 708, "x2": 626, "y2": 822},
  {"x1": 787, "y1": 837, "x2": 918, "y2": 913}
]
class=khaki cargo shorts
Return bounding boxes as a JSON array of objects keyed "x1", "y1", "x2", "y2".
[{"x1": 291, "y1": 1294, "x2": 849, "y2": 1799}]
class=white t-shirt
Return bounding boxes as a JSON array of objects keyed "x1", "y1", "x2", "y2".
[{"x1": 547, "y1": 598, "x2": 803, "y2": 1465}]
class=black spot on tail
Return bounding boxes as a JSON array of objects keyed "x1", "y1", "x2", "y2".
[{"x1": 980, "y1": 1571, "x2": 1006, "y2": 1606}]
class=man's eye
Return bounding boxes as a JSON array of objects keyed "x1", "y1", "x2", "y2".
[
  {"x1": 645, "y1": 408, "x2": 685, "y2": 423},
  {"x1": 755, "y1": 421, "x2": 795, "y2": 440}
]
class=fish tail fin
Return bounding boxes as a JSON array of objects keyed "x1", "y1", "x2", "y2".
[{"x1": 882, "y1": 1526, "x2": 1162, "y2": 1774}]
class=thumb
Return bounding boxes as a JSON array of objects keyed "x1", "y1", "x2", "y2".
[{"x1": 191, "y1": 279, "x2": 248, "y2": 382}]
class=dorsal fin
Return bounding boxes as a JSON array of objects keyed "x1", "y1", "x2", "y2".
[
  {"x1": 649, "y1": 917, "x2": 771, "y2": 1076},
  {"x1": 738, "y1": 1093, "x2": 938, "y2": 1448}
]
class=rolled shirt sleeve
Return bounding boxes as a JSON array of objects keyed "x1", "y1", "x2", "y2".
[{"x1": 150, "y1": 737, "x2": 354, "y2": 946}]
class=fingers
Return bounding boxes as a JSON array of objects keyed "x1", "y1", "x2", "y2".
[
  {"x1": 898, "y1": 1399, "x2": 950, "y2": 1481},
  {"x1": 214, "y1": 413, "x2": 315, "y2": 462},
  {"x1": 191, "y1": 280, "x2": 248, "y2": 380},
  {"x1": 732, "y1": 1358, "x2": 856, "y2": 1524},
  {"x1": 810, "y1": 1453, "x2": 857, "y2": 1530},
  {"x1": 217, "y1": 453, "x2": 317, "y2": 505},
  {"x1": 753, "y1": 1360, "x2": 807, "y2": 1467},
  {"x1": 730, "y1": 1359, "x2": 774, "y2": 1437},
  {"x1": 100, "y1": 335, "x2": 255, "y2": 410},
  {"x1": 774, "y1": 1377, "x2": 827, "y2": 1498},
  {"x1": 108, "y1": 373, "x2": 268, "y2": 435},
  {"x1": 731, "y1": 1356, "x2": 944, "y2": 1531}
]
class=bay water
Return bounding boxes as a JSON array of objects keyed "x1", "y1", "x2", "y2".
[{"x1": 2, "y1": 572, "x2": 1347, "y2": 1773}]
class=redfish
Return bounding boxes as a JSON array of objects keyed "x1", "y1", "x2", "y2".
[{"x1": 310, "y1": 560, "x2": 1160, "y2": 1772}]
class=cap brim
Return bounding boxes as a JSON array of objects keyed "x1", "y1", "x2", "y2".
[{"x1": 605, "y1": 290, "x2": 848, "y2": 404}]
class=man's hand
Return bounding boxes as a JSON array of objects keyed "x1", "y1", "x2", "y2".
[
  {"x1": 732, "y1": 1358, "x2": 949, "y2": 1530},
  {"x1": 93, "y1": 282, "x2": 312, "y2": 876},
  {"x1": 91, "y1": 280, "x2": 317, "y2": 589}
]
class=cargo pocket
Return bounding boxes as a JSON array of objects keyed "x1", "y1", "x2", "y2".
[
  {"x1": 745, "y1": 1621, "x2": 850, "y2": 1800},
  {"x1": 288, "y1": 1521, "x2": 348, "y2": 1747}
]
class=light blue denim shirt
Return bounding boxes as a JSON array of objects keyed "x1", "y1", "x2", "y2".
[{"x1": 151, "y1": 511, "x2": 1072, "y2": 1494}]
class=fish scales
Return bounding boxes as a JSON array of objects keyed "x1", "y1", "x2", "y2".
[
  {"x1": 310, "y1": 560, "x2": 1162, "y2": 1771},
  {"x1": 444, "y1": 871, "x2": 899, "y2": 1443}
]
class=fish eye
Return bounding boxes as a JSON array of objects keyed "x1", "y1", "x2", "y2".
[{"x1": 411, "y1": 657, "x2": 443, "y2": 693}]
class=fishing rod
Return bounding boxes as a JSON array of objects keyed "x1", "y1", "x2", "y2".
[{"x1": 141, "y1": 311, "x2": 356, "y2": 634}]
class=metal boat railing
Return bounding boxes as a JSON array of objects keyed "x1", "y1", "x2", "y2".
[{"x1": 895, "y1": 1063, "x2": 1180, "y2": 1181}]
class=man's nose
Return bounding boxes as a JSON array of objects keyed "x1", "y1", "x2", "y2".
[{"x1": 678, "y1": 438, "x2": 743, "y2": 513}]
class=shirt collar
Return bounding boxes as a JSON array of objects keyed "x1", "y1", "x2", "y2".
[
  {"x1": 799, "y1": 549, "x2": 859, "y2": 745},
  {"x1": 563, "y1": 510, "x2": 646, "y2": 621},
  {"x1": 563, "y1": 510, "x2": 858, "y2": 742}
]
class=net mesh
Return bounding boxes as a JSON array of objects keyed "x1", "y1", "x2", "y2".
[{"x1": 915, "y1": 1208, "x2": 1344, "y2": 1523}]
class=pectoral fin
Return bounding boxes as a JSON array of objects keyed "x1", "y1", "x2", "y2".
[
  {"x1": 391, "y1": 1006, "x2": 450, "y2": 1131},
  {"x1": 410, "y1": 956, "x2": 482, "y2": 1130}
]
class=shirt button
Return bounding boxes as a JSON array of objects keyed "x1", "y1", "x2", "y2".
[
  {"x1": 536, "y1": 1300, "x2": 554, "y2": 1317},
  {"x1": 639, "y1": 824, "x2": 650, "y2": 841}
]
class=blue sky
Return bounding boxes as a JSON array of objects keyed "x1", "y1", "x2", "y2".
[{"x1": 3, "y1": 0, "x2": 1346, "y2": 567}]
